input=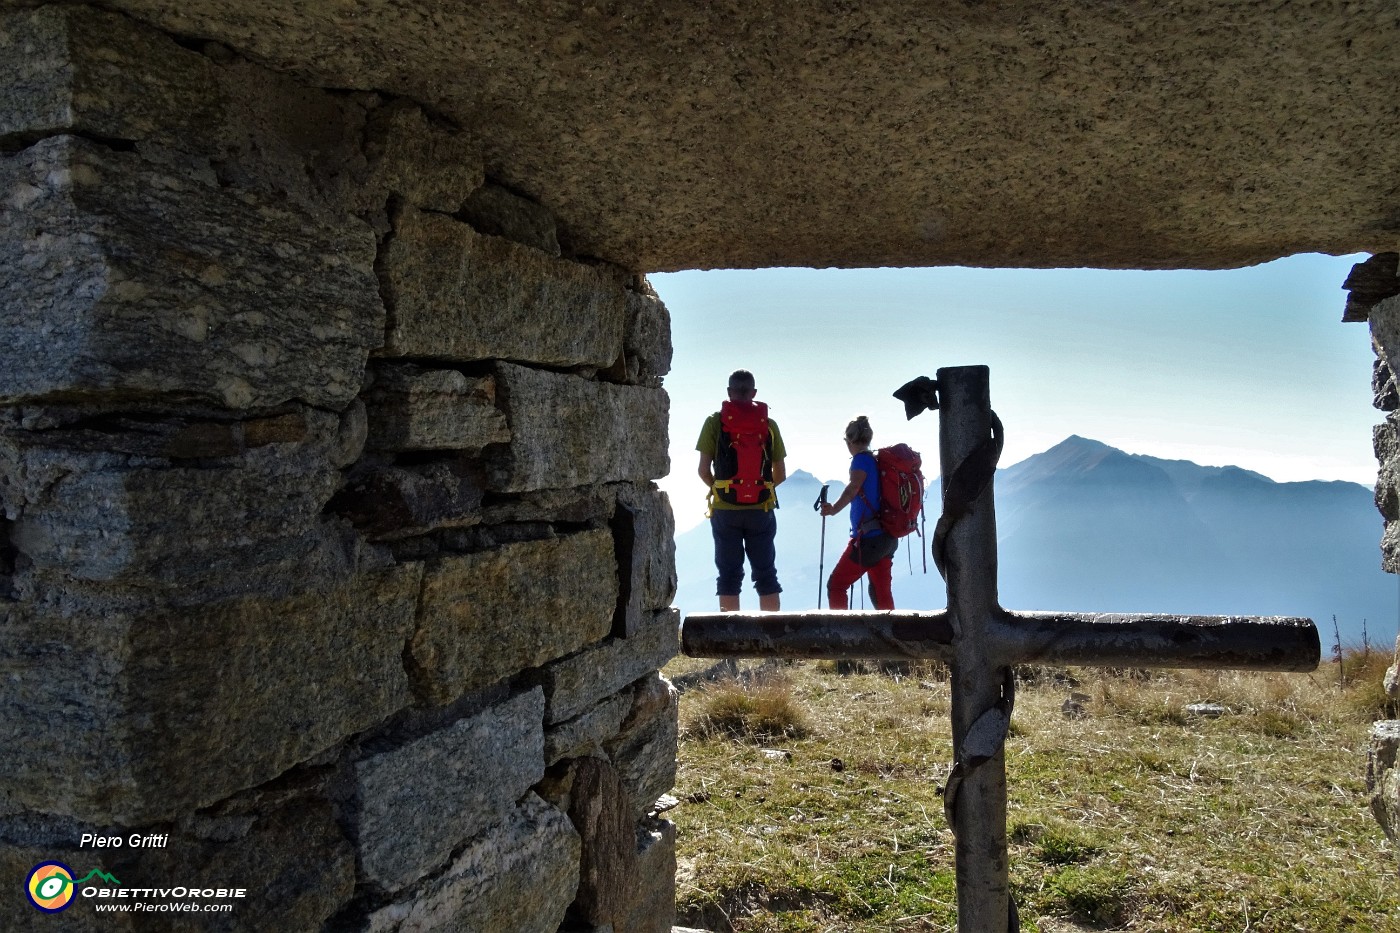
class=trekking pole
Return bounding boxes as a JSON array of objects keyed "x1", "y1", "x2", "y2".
[{"x1": 814, "y1": 484, "x2": 830, "y2": 608}]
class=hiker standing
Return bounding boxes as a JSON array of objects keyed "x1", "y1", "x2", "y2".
[
  {"x1": 821, "y1": 415, "x2": 897, "y2": 610},
  {"x1": 696, "y1": 370, "x2": 787, "y2": 611}
]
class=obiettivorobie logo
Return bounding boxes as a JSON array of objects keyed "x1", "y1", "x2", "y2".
[{"x1": 26, "y1": 862, "x2": 121, "y2": 913}]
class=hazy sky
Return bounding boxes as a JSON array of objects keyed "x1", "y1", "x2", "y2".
[{"x1": 653, "y1": 253, "x2": 1378, "y2": 533}]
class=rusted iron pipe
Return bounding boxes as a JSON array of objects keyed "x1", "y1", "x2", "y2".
[
  {"x1": 993, "y1": 610, "x2": 1320, "y2": 672},
  {"x1": 681, "y1": 610, "x2": 955, "y2": 663}
]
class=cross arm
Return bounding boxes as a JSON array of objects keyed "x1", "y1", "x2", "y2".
[
  {"x1": 680, "y1": 610, "x2": 955, "y2": 663},
  {"x1": 679, "y1": 609, "x2": 1320, "y2": 673},
  {"x1": 993, "y1": 610, "x2": 1320, "y2": 672}
]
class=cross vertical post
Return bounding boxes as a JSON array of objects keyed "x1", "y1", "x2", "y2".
[{"x1": 940, "y1": 366, "x2": 1014, "y2": 930}]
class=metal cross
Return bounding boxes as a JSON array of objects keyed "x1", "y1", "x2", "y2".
[{"x1": 680, "y1": 365, "x2": 1320, "y2": 933}]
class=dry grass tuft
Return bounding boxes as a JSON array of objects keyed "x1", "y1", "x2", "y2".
[{"x1": 686, "y1": 672, "x2": 813, "y2": 741}]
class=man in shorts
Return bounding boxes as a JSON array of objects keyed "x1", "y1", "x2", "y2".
[{"x1": 696, "y1": 370, "x2": 787, "y2": 611}]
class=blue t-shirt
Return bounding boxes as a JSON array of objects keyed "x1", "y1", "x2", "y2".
[{"x1": 849, "y1": 450, "x2": 881, "y2": 537}]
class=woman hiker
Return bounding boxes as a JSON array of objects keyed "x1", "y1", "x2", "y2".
[{"x1": 820, "y1": 415, "x2": 897, "y2": 610}]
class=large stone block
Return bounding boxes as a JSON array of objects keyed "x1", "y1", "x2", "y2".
[
  {"x1": 1373, "y1": 411, "x2": 1400, "y2": 571},
  {"x1": 328, "y1": 462, "x2": 485, "y2": 542},
  {"x1": 359, "y1": 99, "x2": 483, "y2": 215},
  {"x1": 566, "y1": 757, "x2": 638, "y2": 928},
  {"x1": 0, "y1": 6, "x2": 221, "y2": 145},
  {"x1": 539, "y1": 609, "x2": 680, "y2": 725},
  {"x1": 120, "y1": 790, "x2": 355, "y2": 932},
  {"x1": 363, "y1": 365, "x2": 509, "y2": 452},
  {"x1": 622, "y1": 285, "x2": 673, "y2": 387},
  {"x1": 1368, "y1": 720, "x2": 1400, "y2": 858},
  {"x1": 619, "y1": 818, "x2": 678, "y2": 933},
  {"x1": 362, "y1": 793, "x2": 579, "y2": 933},
  {"x1": 410, "y1": 530, "x2": 617, "y2": 705},
  {"x1": 459, "y1": 181, "x2": 561, "y2": 255},
  {"x1": 0, "y1": 565, "x2": 421, "y2": 823},
  {"x1": 352, "y1": 688, "x2": 546, "y2": 893},
  {"x1": 605, "y1": 675, "x2": 680, "y2": 820},
  {"x1": 0, "y1": 135, "x2": 381, "y2": 409},
  {"x1": 379, "y1": 207, "x2": 628, "y2": 367},
  {"x1": 489, "y1": 364, "x2": 669, "y2": 493},
  {"x1": 545, "y1": 691, "x2": 632, "y2": 766},
  {"x1": 611, "y1": 483, "x2": 679, "y2": 637},
  {"x1": 0, "y1": 407, "x2": 357, "y2": 592}
]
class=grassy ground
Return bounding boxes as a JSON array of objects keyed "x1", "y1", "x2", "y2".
[{"x1": 666, "y1": 651, "x2": 1400, "y2": 932}]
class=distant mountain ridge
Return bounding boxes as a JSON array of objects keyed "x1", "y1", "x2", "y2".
[{"x1": 674, "y1": 437, "x2": 1395, "y2": 646}]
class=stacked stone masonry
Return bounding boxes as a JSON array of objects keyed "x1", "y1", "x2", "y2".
[
  {"x1": 0, "y1": 6, "x2": 680, "y2": 931},
  {"x1": 1353, "y1": 255, "x2": 1400, "y2": 858}
]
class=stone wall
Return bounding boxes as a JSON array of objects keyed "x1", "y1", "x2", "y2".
[
  {"x1": 0, "y1": 5, "x2": 679, "y2": 930},
  {"x1": 1347, "y1": 253, "x2": 1400, "y2": 858}
]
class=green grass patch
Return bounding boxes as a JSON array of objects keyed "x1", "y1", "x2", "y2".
[{"x1": 668, "y1": 652, "x2": 1400, "y2": 932}]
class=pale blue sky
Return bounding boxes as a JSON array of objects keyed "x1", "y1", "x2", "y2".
[{"x1": 653, "y1": 253, "x2": 1379, "y2": 532}]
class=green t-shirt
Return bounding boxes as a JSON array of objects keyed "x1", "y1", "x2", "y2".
[{"x1": 696, "y1": 412, "x2": 786, "y2": 510}]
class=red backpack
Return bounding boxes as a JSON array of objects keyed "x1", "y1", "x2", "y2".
[
  {"x1": 866, "y1": 443, "x2": 925, "y2": 538},
  {"x1": 714, "y1": 400, "x2": 773, "y2": 506}
]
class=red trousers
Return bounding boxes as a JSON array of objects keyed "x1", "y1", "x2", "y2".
[{"x1": 826, "y1": 539, "x2": 894, "y2": 610}]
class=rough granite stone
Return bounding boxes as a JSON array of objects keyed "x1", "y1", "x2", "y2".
[
  {"x1": 411, "y1": 530, "x2": 618, "y2": 704},
  {"x1": 605, "y1": 676, "x2": 680, "y2": 820},
  {"x1": 619, "y1": 818, "x2": 678, "y2": 933},
  {"x1": 490, "y1": 364, "x2": 669, "y2": 493},
  {"x1": 1386, "y1": 635, "x2": 1400, "y2": 700},
  {"x1": 567, "y1": 757, "x2": 638, "y2": 927},
  {"x1": 1373, "y1": 409, "x2": 1400, "y2": 572},
  {"x1": 0, "y1": 407, "x2": 352, "y2": 591},
  {"x1": 101, "y1": 793, "x2": 357, "y2": 933},
  {"x1": 622, "y1": 286, "x2": 673, "y2": 387},
  {"x1": 0, "y1": 6, "x2": 221, "y2": 145},
  {"x1": 353, "y1": 689, "x2": 546, "y2": 893},
  {"x1": 0, "y1": 565, "x2": 422, "y2": 823},
  {"x1": 83, "y1": 1, "x2": 1400, "y2": 271},
  {"x1": 610, "y1": 483, "x2": 679, "y2": 637},
  {"x1": 362, "y1": 793, "x2": 579, "y2": 933},
  {"x1": 0, "y1": 136, "x2": 381, "y2": 409},
  {"x1": 379, "y1": 207, "x2": 628, "y2": 366},
  {"x1": 1368, "y1": 719, "x2": 1400, "y2": 854},
  {"x1": 0, "y1": 842, "x2": 131, "y2": 931},
  {"x1": 540, "y1": 609, "x2": 680, "y2": 725},
  {"x1": 545, "y1": 690, "x2": 633, "y2": 766},
  {"x1": 460, "y1": 181, "x2": 561, "y2": 256},
  {"x1": 360, "y1": 99, "x2": 483, "y2": 215},
  {"x1": 363, "y1": 365, "x2": 509, "y2": 452},
  {"x1": 328, "y1": 462, "x2": 485, "y2": 542}
]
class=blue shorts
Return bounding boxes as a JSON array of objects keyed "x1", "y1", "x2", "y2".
[{"x1": 710, "y1": 508, "x2": 782, "y2": 597}]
